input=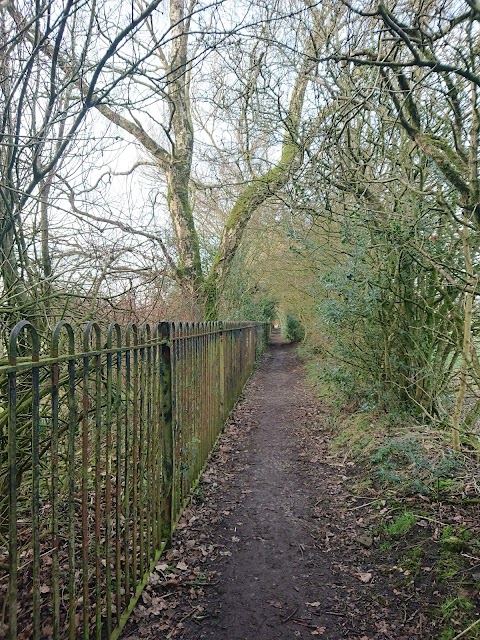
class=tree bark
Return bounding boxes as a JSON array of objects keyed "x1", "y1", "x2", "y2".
[{"x1": 203, "y1": 33, "x2": 320, "y2": 319}]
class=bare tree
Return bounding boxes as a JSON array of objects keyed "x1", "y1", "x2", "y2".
[
  {"x1": 0, "y1": 0, "x2": 164, "y2": 330},
  {"x1": 58, "y1": 0, "x2": 327, "y2": 318}
]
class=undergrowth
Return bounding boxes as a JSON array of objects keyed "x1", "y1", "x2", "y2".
[{"x1": 299, "y1": 344, "x2": 480, "y2": 639}]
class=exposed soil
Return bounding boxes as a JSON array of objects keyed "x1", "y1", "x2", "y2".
[{"x1": 123, "y1": 333, "x2": 479, "y2": 640}]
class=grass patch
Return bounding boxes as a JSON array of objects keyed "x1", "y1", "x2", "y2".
[
  {"x1": 436, "y1": 597, "x2": 479, "y2": 640},
  {"x1": 299, "y1": 345, "x2": 480, "y2": 637}
]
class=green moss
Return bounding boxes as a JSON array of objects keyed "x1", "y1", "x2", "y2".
[
  {"x1": 435, "y1": 552, "x2": 460, "y2": 580},
  {"x1": 440, "y1": 525, "x2": 471, "y2": 552},
  {"x1": 350, "y1": 477, "x2": 374, "y2": 495},
  {"x1": 330, "y1": 412, "x2": 375, "y2": 454},
  {"x1": 399, "y1": 546, "x2": 423, "y2": 574},
  {"x1": 384, "y1": 511, "x2": 417, "y2": 538},
  {"x1": 224, "y1": 144, "x2": 297, "y2": 232},
  {"x1": 436, "y1": 478, "x2": 464, "y2": 499}
]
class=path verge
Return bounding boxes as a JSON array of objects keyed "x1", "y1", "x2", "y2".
[{"x1": 123, "y1": 340, "x2": 479, "y2": 639}]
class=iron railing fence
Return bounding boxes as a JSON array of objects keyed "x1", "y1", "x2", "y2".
[{"x1": 0, "y1": 319, "x2": 269, "y2": 640}]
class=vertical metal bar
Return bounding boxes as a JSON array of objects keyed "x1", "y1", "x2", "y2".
[
  {"x1": 203, "y1": 324, "x2": 208, "y2": 454},
  {"x1": 174, "y1": 322, "x2": 181, "y2": 520},
  {"x1": 51, "y1": 350, "x2": 60, "y2": 640},
  {"x1": 203, "y1": 323, "x2": 208, "y2": 463},
  {"x1": 215, "y1": 324, "x2": 221, "y2": 432},
  {"x1": 198, "y1": 323, "x2": 205, "y2": 474},
  {"x1": 8, "y1": 322, "x2": 40, "y2": 640},
  {"x1": 152, "y1": 324, "x2": 161, "y2": 551},
  {"x1": 210, "y1": 323, "x2": 215, "y2": 445},
  {"x1": 51, "y1": 321, "x2": 77, "y2": 640},
  {"x1": 207, "y1": 323, "x2": 213, "y2": 449},
  {"x1": 106, "y1": 324, "x2": 123, "y2": 629},
  {"x1": 160, "y1": 323, "x2": 173, "y2": 541},
  {"x1": 143, "y1": 324, "x2": 152, "y2": 575},
  {"x1": 193, "y1": 325, "x2": 200, "y2": 479},
  {"x1": 185, "y1": 324, "x2": 190, "y2": 494},
  {"x1": 223, "y1": 325, "x2": 228, "y2": 413},
  {"x1": 138, "y1": 327, "x2": 146, "y2": 581},
  {"x1": 105, "y1": 324, "x2": 118, "y2": 637},
  {"x1": 67, "y1": 342, "x2": 77, "y2": 640},
  {"x1": 214, "y1": 324, "x2": 219, "y2": 440},
  {"x1": 180, "y1": 323, "x2": 186, "y2": 510},
  {"x1": 131, "y1": 325, "x2": 139, "y2": 595},
  {"x1": 187, "y1": 322, "x2": 194, "y2": 493},
  {"x1": 95, "y1": 337, "x2": 103, "y2": 639},
  {"x1": 81, "y1": 341, "x2": 90, "y2": 639},
  {"x1": 181, "y1": 324, "x2": 186, "y2": 506},
  {"x1": 148, "y1": 325, "x2": 154, "y2": 560},
  {"x1": 113, "y1": 326, "x2": 123, "y2": 627},
  {"x1": 124, "y1": 325, "x2": 137, "y2": 606},
  {"x1": 182, "y1": 324, "x2": 188, "y2": 497},
  {"x1": 209, "y1": 322, "x2": 218, "y2": 450},
  {"x1": 7, "y1": 361, "x2": 17, "y2": 638},
  {"x1": 181, "y1": 324, "x2": 186, "y2": 500},
  {"x1": 6, "y1": 323, "x2": 23, "y2": 640},
  {"x1": 28, "y1": 328, "x2": 41, "y2": 640},
  {"x1": 173, "y1": 323, "x2": 179, "y2": 516},
  {"x1": 229, "y1": 324, "x2": 233, "y2": 405}
]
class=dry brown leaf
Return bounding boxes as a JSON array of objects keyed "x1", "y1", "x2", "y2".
[{"x1": 355, "y1": 572, "x2": 372, "y2": 583}]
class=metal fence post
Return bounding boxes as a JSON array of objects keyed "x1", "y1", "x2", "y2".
[
  {"x1": 159, "y1": 322, "x2": 174, "y2": 541},
  {"x1": 219, "y1": 321, "x2": 225, "y2": 421}
]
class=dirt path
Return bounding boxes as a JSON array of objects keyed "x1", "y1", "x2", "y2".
[
  {"x1": 182, "y1": 335, "x2": 335, "y2": 639},
  {"x1": 124, "y1": 336, "x2": 418, "y2": 640}
]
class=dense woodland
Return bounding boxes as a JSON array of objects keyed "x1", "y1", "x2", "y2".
[
  {"x1": 3, "y1": 1, "x2": 480, "y2": 638},
  {"x1": 2, "y1": 0, "x2": 479, "y2": 446}
]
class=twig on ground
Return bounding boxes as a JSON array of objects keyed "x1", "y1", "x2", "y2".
[
  {"x1": 324, "y1": 610, "x2": 346, "y2": 617},
  {"x1": 281, "y1": 606, "x2": 298, "y2": 623},
  {"x1": 167, "y1": 608, "x2": 199, "y2": 638},
  {"x1": 452, "y1": 617, "x2": 480, "y2": 639},
  {"x1": 291, "y1": 618, "x2": 317, "y2": 629},
  {"x1": 347, "y1": 500, "x2": 379, "y2": 511}
]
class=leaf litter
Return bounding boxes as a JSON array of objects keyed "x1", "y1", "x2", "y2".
[{"x1": 123, "y1": 340, "x2": 480, "y2": 639}]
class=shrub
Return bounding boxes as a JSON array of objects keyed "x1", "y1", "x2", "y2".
[{"x1": 282, "y1": 313, "x2": 305, "y2": 342}]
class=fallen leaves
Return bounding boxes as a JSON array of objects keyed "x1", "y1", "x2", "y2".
[
  {"x1": 123, "y1": 347, "x2": 480, "y2": 640},
  {"x1": 355, "y1": 571, "x2": 373, "y2": 583}
]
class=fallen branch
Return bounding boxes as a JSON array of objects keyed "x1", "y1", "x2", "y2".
[{"x1": 452, "y1": 617, "x2": 480, "y2": 639}]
